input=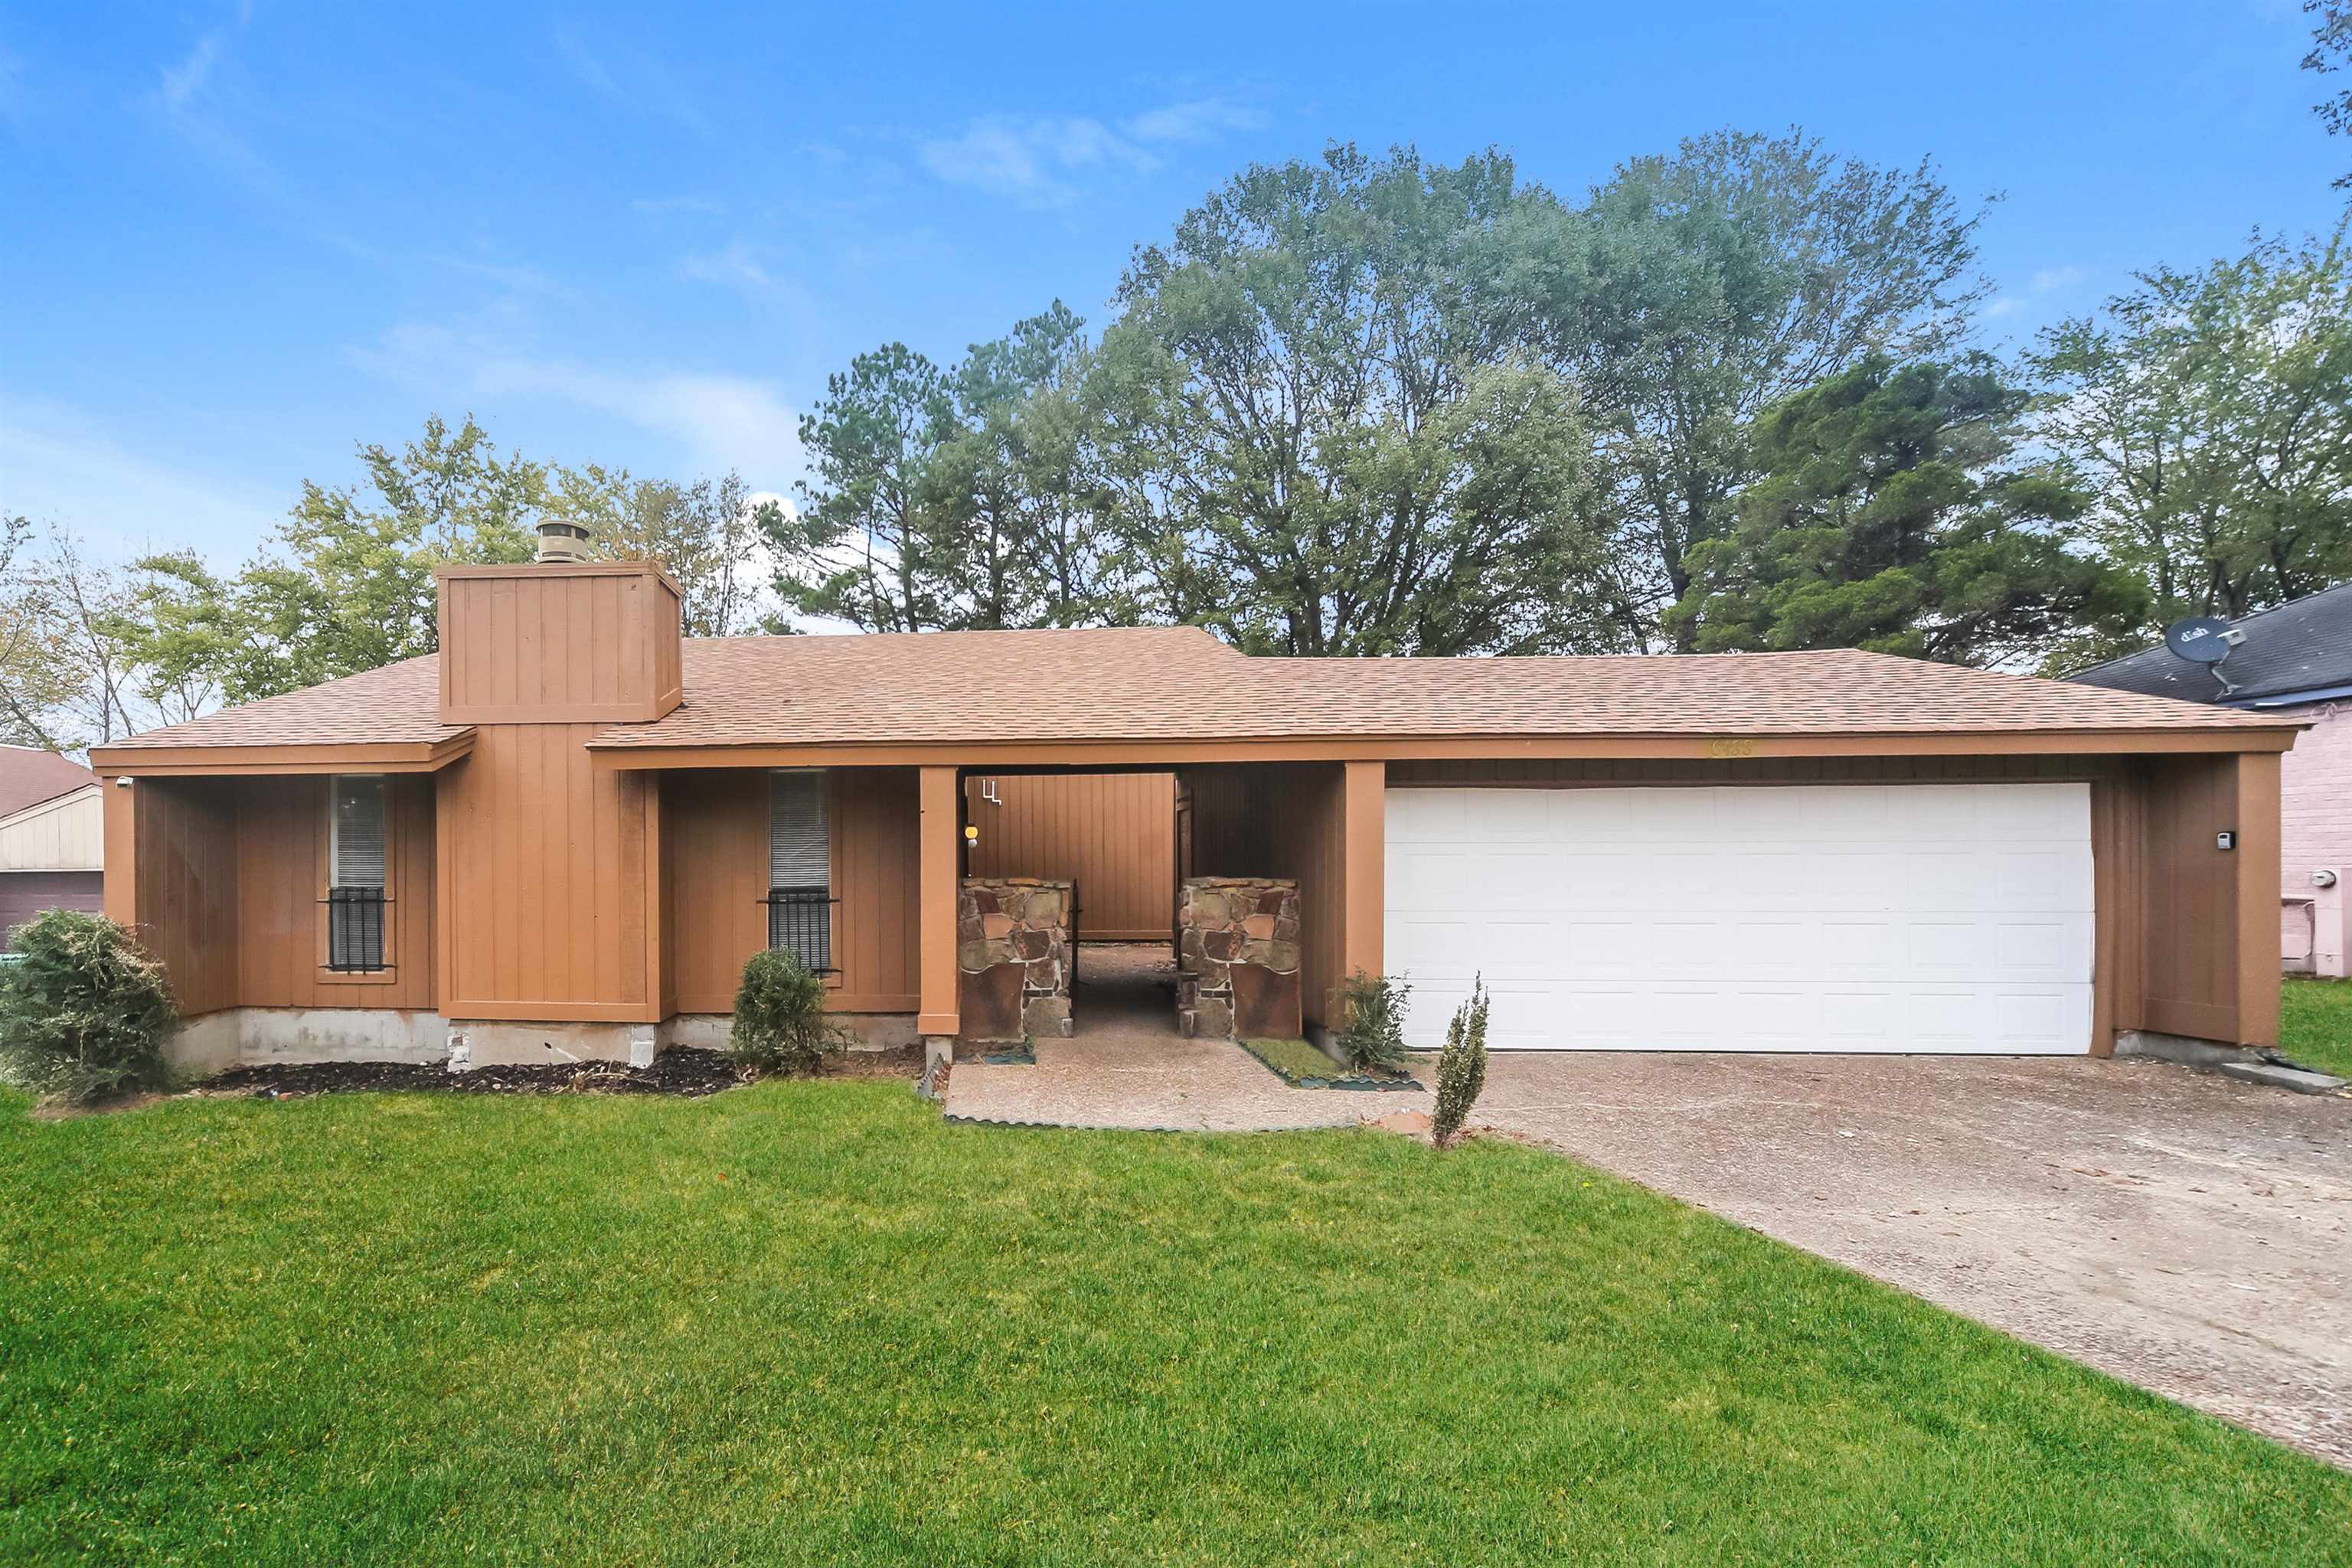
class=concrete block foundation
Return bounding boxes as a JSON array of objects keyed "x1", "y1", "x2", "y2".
[
  {"x1": 164, "y1": 1008, "x2": 449, "y2": 1075},
  {"x1": 164, "y1": 1008, "x2": 923, "y2": 1075}
]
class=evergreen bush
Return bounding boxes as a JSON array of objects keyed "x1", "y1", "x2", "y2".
[
  {"x1": 0, "y1": 910, "x2": 178, "y2": 1106},
  {"x1": 1334, "y1": 969, "x2": 1412, "y2": 1074},
  {"x1": 729, "y1": 949, "x2": 849, "y2": 1075},
  {"x1": 1432, "y1": 975, "x2": 1490, "y2": 1148}
]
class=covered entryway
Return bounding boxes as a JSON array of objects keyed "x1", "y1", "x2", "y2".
[{"x1": 1385, "y1": 782, "x2": 2095, "y2": 1054}]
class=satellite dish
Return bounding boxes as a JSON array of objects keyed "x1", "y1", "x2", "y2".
[{"x1": 2163, "y1": 616, "x2": 2236, "y2": 664}]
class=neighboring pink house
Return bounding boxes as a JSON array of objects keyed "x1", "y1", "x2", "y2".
[{"x1": 2074, "y1": 583, "x2": 2352, "y2": 977}]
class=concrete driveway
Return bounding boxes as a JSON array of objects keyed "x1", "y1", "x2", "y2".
[{"x1": 1472, "y1": 1054, "x2": 2352, "y2": 1468}]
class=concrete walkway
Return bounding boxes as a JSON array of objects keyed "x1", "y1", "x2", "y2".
[
  {"x1": 941, "y1": 942, "x2": 1427, "y2": 1132},
  {"x1": 1470, "y1": 1052, "x2": 2352, "y2": 1469},
  {"x1": 939, "y1": 944, "x2": 2352, "y2": 1466}
]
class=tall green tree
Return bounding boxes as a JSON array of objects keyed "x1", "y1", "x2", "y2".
[
  {"x1": 2024, "y1": 227, "x2": 2352, "y2": 657},
  {"x1": 1557, "y1": 131, "x2": 1993, "y2": 649},
  {"x1": 106, "y1": 552, "x2": 236, "y2": 727},
  {"x1": 238, "y1": 414, "x2": 544, "y2": 697},
  {"x1": 0, "y1": 516, "x2": 86, "y2": 749},
  {"x1": 1092, "y1": 143, "x2": 1608, "y2": 655},
  {"x1": 769, "y1": 344, "x2": 962, "y2": 632},
  {"x1": 2306, "y1": 1, "x2": 2352, "y2": 185},
  {"x1": 547, "y1": 465, "x2": 768, "y2": 636},
  {"x1": 104, "y1": 415, "x2": 544, "y2": 704},
  {"x1": 925, "y1": 302, "x2": 1121, "y2": 629},
  {"x1": 1670, "y1": 355, "x2": 2140, "y2": 666}
]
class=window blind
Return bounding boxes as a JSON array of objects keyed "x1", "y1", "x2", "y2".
[
  {"x1": 769, "y1": 769, "x2": 828, "y2": 890},
  {"x1": 328, "y1": 776, "x2": 388, "y2": 972},
  {"x1": 332, "y1": 776, "x2": 387, "y2": 889}
]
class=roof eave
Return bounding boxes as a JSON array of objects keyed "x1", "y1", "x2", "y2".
[
  {"x1": 586, "y1": 724, "x2": 2302, "y2": 771},
  {"x1": 88, "y1": 730, "x2": 477, "y2": 778},
  {"x1": 0, "y1": 780, "x2": 103, "y2": 831}
]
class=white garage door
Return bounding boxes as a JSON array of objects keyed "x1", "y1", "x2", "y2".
[{"x1": 1384, "y1": 783, "x2": 2093, "y2": 1054}]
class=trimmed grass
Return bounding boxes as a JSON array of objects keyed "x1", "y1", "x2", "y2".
[
  {"x1": 2282, "y1": 975, "x2": 2352, "y2": 1079},
  {"x1": 3, "y1": 1083, "x2": 2348, "y2": 1566},
  {"x1": 1240, "y1": 1035, "x2": 1415, "y2": 1089}
]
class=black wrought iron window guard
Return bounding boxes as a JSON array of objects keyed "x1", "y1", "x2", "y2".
[
  {"x1": 325, "y1": 886, "x2": 388, "y2": 972},
  {"x1": 764, "y1": 887, "x2": 838, "y2": 973}
]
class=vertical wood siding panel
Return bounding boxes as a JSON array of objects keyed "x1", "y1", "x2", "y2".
[
  {"x1": 132, "y1": 779, "x2": 238, "y2": 1017},
  {"x1": 963, "y1": 773, "x2": 1176, "y2": 939}
]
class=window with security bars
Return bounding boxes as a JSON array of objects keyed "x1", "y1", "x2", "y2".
[
  {"x1": 766, "y1": 769, "x2": 835, "y2": 972},
  {"x1": 327, "y1": 776, "x2": 388, "y2": 972}
]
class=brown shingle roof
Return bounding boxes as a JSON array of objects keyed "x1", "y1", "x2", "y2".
[
  {"x1": 0, "y1": 746, "x2": 96, "y2": 817},
  {"x1": 98, "y1": 626, "x2": 2291, "y2": 756},
  {"x1": 593, "y1": 628, "x2": 2288, "y2": 747},
  {"x1": 99, "y1": 657, "x2": 465, "y2": 751}
]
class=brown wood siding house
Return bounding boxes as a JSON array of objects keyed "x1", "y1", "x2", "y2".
[{"x1": 90, "y1": 559, "x2": 2302, "y2": 1074}]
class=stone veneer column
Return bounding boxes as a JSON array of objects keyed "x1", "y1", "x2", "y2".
[{"x1": 1177, "y1": 876, "x2": 1302, "y2": 1039}]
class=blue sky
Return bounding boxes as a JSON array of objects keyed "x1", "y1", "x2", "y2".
[{"x1": 2, "y1": 1, "x2": 2345, "y2": 566}]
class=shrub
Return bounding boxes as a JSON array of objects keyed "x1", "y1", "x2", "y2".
[
  {"x1": 0, "y1": 910, "x2": 178, "y2": 1106},
  {"x1": 729, "y1": 949, "x2": 850, "y2": 1075},
  {"x1": 1334, "y1": 969, "x2": 1412, "y2": 1074},
  {"x1": 1431, "y1": 975, "x2": 1490, "y2": 1148}
]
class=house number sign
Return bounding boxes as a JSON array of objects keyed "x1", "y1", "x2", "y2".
[{"x1": 1702, "y1": 737, "x2": 1759, "y2": 759}]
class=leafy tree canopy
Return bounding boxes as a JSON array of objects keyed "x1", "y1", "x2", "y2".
[
  {"x1": 1557, "y1": 130, "x2": 1992, "y2": 648},
  {"x1": 2023, "y1": 225, "x2": 2352, "y2": 663},
  {"x1": 1671, "y1": 354, "x2": 2143, "y2": 667},
  {"x1": 1093, "y1": 143, "x2": 1608, "y2": 655}
]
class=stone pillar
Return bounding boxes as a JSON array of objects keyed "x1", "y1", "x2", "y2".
[
  {"x1": 1178, "y1": 877, "x2": 1301, "y2": 1039},
  {"x1": 917, "y1": 766, "x2": 961, "y2": 1040},
  {"x1": 957, "y1": 877, "x2": 1073, "y2": 1043}
]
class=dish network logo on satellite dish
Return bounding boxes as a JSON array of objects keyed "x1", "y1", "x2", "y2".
[{"x1": 2163, "y1": 615, "x2": 2246, "y2": 694}]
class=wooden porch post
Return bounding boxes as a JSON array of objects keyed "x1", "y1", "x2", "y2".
[
  {"x1": 101, "y1": 774, "x2": 137, "y2": 930},
  {"x1": 1341, "y1": 760, "x2": 1384, "y2": 985},
  {"x1": 2233, "y1": 750, "x2": 2283, "y2": 1047},
  {"x1": 916, "y1": 765, "x2": 962, "y2": 1054}
]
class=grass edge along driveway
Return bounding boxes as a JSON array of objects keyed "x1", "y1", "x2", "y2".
[
  {"x1": 2283, "y1": 974, "x2": 2352, "y2": 1079},
  {"x1": 3, "y1": 1079, "x2": 2347, "y2": 1566}
]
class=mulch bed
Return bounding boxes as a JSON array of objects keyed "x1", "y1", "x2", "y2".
[{"x1": 190, "y1": 1045, "x2": 926, "y2": 1102}]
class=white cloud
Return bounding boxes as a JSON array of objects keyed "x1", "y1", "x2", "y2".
[
  {"x1": 677, "y1": 240, "x2": 773, "y2": 292},
  {"x1": 918, "y1": 116, "x2": 1155, "y2": 205},
  {"x1": 549, "y1": 22, "x2": 717, "y2": 139},
  {"x1": 1122, "y1": 97, "x2": 1269, "y2": 144},
  {"x1": 550, "y1": 24, "x2": 618, "y2": 96},
  {"x1": 158, "y1": 33, "x2": 222, "y2": 109},
  {"x1": 349, "y1": 322, "x2": 803, "y2": 482},
  {"x1": 430, "y1": 255, "x2": 580, "y2": 302},
  {"x1": 916, "y1": 95, "x2": 1266, "y2": 205},
  {"x1": 1986, "y1": 263, "x2": 2092, "y2": 324},
  {"x1": 0, "y1": 399, "x2": 283, "y2": 564}
]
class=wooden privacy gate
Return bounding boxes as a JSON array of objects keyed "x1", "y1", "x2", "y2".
[{"x1": 962, "y1": 773, "x2": 1178, "y2": 944}]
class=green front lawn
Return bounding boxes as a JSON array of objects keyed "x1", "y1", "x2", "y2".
[
  {"x1": 3, "y1": 1083, "x2": 2345, "y2": 1566},
  {"x1": 2282, "y1": 975, "x2": 2352, "y2": 1079}
]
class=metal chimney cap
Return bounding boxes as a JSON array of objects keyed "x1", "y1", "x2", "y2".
[{"x1": 535, "y1": 520, "x2": 593, "y2": 564}]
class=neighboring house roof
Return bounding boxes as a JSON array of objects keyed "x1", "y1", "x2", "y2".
[
  {"x1": 0, "y1": 745, "x2": 98, "y2": 816},
  {"x1": 2069, "y1": 583, "x2": 2352, "y2": 709},
  {"x1": 93, "y1": 624, "x2": 2294, "y2": 758}
]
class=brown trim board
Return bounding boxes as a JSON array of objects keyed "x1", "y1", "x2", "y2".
[{"x1": 590, "y1": 728, "x2": 2299, "y2": 771}]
